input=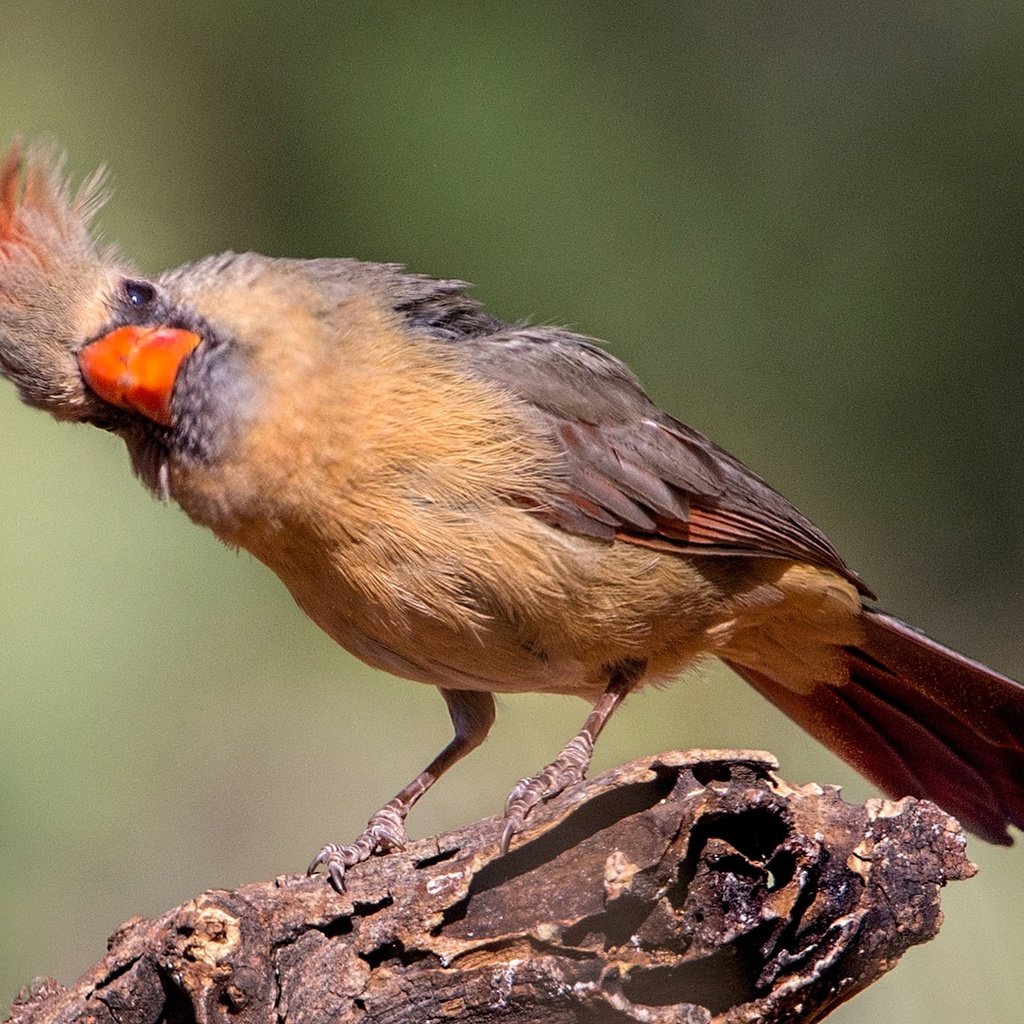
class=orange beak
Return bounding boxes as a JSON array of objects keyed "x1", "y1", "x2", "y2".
[{"x1": 78, "y1": 326, "x2": 201, "y2": 426}]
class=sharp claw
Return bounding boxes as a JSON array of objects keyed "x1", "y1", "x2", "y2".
[
  {"x1": 500, "y1": 816, "x2": 519, "y2": 856},
  {"x1": 307, "y1": 843, "x2": 335, "y2": 876},
  {"x1": 328, "y1": 861, "x2": 346, "y2": 893}
]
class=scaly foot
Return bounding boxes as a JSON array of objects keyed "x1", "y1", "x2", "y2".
[
  {"x1": 308, "y1": 800, "x2": 408, "y2": 891},
  {"x1": 501, "y1": 732, "x2": 594, "y2": 853}
]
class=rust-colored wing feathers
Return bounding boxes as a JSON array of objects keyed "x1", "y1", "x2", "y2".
[
  {"x1": 547, "y1": 414, "x2": 863, "y2": 586},
  {"x1": 454, "y1": 326, "x2": 868, "y2": 592}
]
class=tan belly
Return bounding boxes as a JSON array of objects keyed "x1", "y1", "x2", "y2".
[{"x1": 257, "y1": 505, "x2": 792, "y2": 701}]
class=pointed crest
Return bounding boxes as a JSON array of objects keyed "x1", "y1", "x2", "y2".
[
  {"x1": 0, "y1": 137, "x2": 128, "y2": 421},
  {"x1": 0, "y1": 138, "x2": 109, "y2": 268}
]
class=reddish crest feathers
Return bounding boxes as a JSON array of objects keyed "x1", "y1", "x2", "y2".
[
  {"x1": 0, "y1": 138, "x2": 109, "y2": 265},
  {"x1": 0, "y1": 139, "x2": 125, "y2": 421}
]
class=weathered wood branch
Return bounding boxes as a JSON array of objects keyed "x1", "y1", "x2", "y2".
[{"x1": 7, "y1": 750, "x2": 974, "y2": 1024}]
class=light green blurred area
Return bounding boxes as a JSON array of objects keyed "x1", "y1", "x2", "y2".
[{"x1": 1, "y1": 4, "x2": 1022, "y2": 1021}]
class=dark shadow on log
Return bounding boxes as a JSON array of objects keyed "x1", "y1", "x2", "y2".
[{"x1": 6, "y1": 750, "x2": 975, "y2": 1024}]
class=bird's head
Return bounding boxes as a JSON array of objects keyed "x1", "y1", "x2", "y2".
[
  {"x1": 0, "y1": 141, "x2": 339, "y2": 496},
  {"x1": 0, "y1": 138, "x2": 524, "y2": 532}
]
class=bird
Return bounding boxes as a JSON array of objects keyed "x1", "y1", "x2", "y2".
[{"x1": 1, "y1": 140, "x2": 1022, "y2": 892}]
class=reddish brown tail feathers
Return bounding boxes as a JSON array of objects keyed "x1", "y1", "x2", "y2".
[{"x1": 725, "y1": 609, "x2": 1024, "y2": 844}]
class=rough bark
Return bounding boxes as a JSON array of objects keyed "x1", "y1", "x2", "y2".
[{"x1": 7, "y1": 750, "x2": 975, "y2": 1024}]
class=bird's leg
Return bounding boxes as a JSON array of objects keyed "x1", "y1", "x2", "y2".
[
  {"x1": 309, "y1": 688, "x2": 495, "y2": 891},
  {"x1": 501, "y1": 659, "x2": 644, "y2": 852}
]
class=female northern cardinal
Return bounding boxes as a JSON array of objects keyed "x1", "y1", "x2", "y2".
[{"x1": 1, "y1": 141, "x2": 1022, "y2": 890}]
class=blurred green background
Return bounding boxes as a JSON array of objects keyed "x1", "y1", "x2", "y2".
[{"x1": 1, "y1": 3, "x2": 1022, "y2": 1021}]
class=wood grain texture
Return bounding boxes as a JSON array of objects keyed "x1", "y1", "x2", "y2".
[{"x1": 6, "y1": 750, "x2": 974, "y2": 1024}]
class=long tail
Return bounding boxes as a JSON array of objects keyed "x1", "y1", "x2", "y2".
[{"x1": 724, "y1": 608, "x2": 1024, "y2": 844}]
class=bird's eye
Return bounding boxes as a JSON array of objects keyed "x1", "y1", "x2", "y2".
[{"x1": 122, "y1": 279, "x2": 157, "y2": 309}]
